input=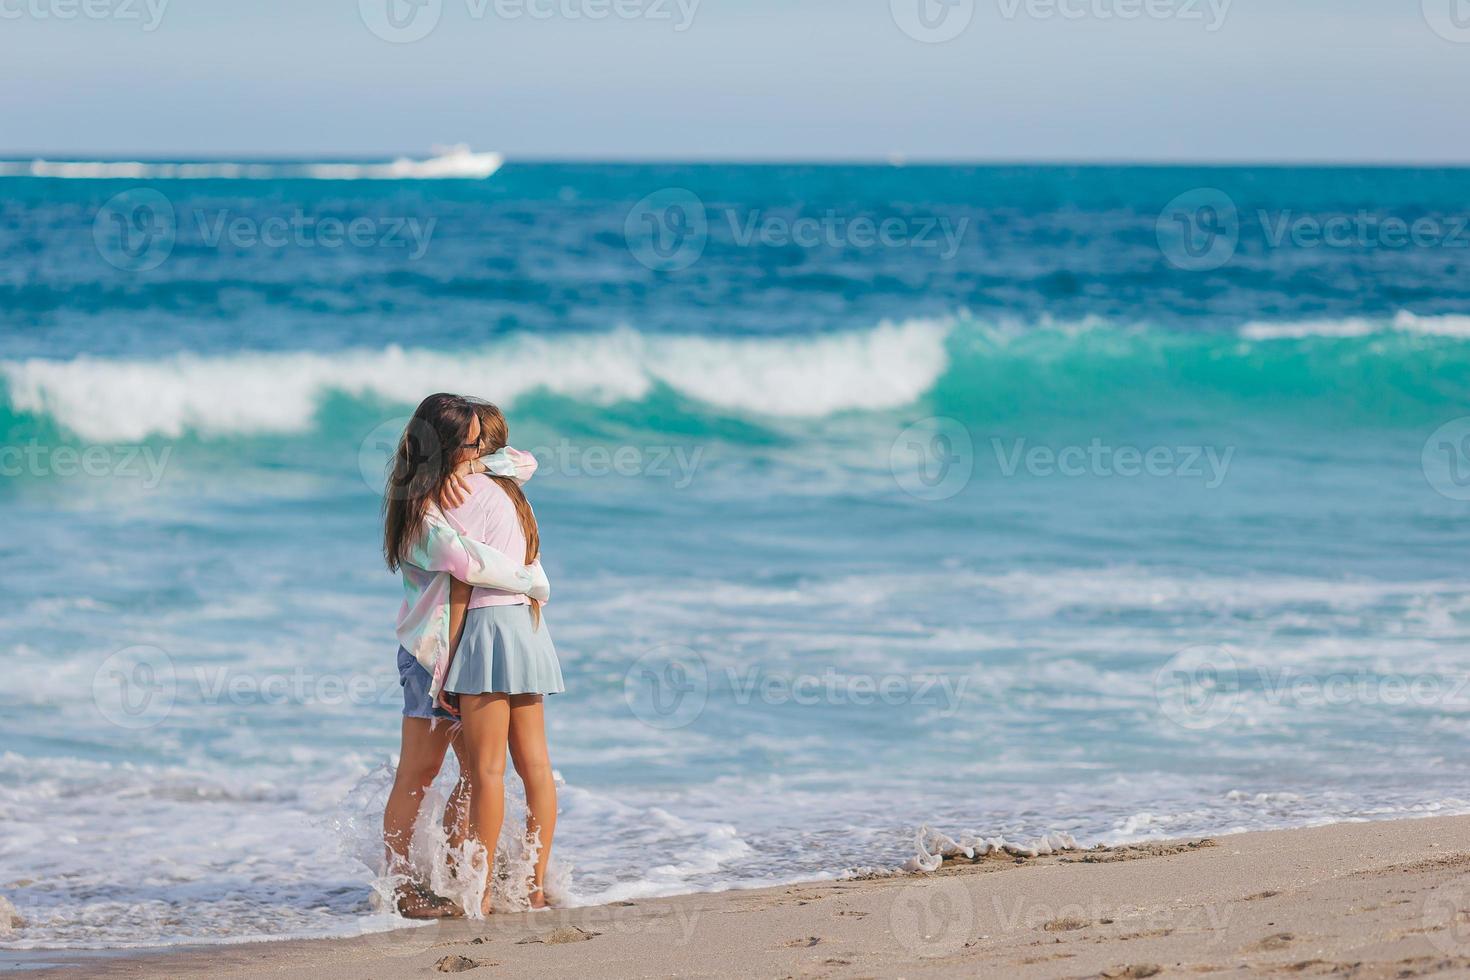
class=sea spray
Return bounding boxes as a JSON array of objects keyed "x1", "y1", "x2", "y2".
[
  {"x1": 900, "y1": 825, "x2": 1080, "y2": 873},
  {"x1": 337, "y1": 760, "x2": 570, "y2": 918}
]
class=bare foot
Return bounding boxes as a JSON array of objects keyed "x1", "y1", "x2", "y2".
[
  {"x1": 528, "y1": 885, "x2": 549, "y2": 910},
  {"x1": 396, "y1": 884, "x2": 465, "y2": 920}
]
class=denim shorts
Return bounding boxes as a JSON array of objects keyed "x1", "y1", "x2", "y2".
[{"x1": 397, "y1": 647, "x2": 455, "y2": 721}]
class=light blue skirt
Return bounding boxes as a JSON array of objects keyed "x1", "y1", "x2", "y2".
[{"x1": 444, "y1": 604, "x2": 564, "y2": 697}]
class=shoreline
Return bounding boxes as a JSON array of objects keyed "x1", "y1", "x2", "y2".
[{"x1": 12, "y1": 813, "x2": 1470, "y2": 978}]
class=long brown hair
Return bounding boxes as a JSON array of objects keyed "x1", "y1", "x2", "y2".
[
  {"x1": 472, "y1": 401, "x2": 542, "y2": 626},
  {"x1": 383, "y1": 393, "x2": 477, "y2": 572}
]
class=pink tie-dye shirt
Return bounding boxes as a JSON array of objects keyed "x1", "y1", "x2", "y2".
[
  {"x1": 394, "y1": 447, "x2": 549, "y2": 697},
  {"x1": 440, "y1": 474, "x2": 541, "y2": 609}
]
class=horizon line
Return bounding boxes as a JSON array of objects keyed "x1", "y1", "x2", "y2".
[{"x1": 3, "y1": 150, "x2": 1470, "y2": 170}]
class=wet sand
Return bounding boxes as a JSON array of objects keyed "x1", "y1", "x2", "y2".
[{"x1": 13, "y1": 814, "x2": 1470, "y2": 979}]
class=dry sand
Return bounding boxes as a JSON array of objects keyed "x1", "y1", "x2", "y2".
[{"x1": 13, "y1": 815, "x2": 1470, "y2": 979}]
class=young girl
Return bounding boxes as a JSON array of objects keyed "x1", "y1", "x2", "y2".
[
  {"x1": 437, "y1": 401, "x2": 563, "y2": 914},
  {"x1": 380, "y1": 393, "x2": 547, "y2": 918}
]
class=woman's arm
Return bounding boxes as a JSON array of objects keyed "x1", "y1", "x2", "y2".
[
  {"x1": 436, "y1": 578, "x2": 473, "y2": 716},
  {"x1": 440, "y1": 447, "x2": 539, "y2": 509},
  {"x1": 527, "y1": 557, "x2": 550, "y2": 604},
  {"x1": 405, "y1": 512, "x2": 541, "y2": 595},
  {"x1": 448, "y1": 578, "x2": 471, "y2": 652}
]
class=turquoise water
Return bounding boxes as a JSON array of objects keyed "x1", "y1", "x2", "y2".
[{"x1": 2, "y1": 162, "x2": 1470, "y2": 948}]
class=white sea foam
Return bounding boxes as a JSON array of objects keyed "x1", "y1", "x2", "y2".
[
  {"x1": 0, "y1": 319, "x2": 951, "y2": 441},
  {"x1": 901, "y1": 826, "x2": 1080, "y2": 872},
  {"x1": 1239, "y1": 311, "x2": 1470, "y2": 340},
  {"x1": 0, "y1": 145, "x2": 503, "y2": 181}
]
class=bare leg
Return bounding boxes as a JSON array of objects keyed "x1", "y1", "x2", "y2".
[
  {"x1": 443, "y1": 734, "x2": 472, "y2": 865},
  {"x1": 434, "y1": 581, "x2": 474, "y2": 873},
  {"x1": 444, "y1": 735, "x2": 471, "y2": 844},
  {"x1": 459, "y1": 693, "x2": 511, "y2": 916},
  {"x1": 508, "y1": 694, "x2": 556, "y2": 908},
  {"x1": 382, "y1": 716, "x2": 459, "y2": 917}
]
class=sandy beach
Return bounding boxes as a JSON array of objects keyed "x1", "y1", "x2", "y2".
[{"x1": 12, "y1": 814, "x2": 1470, "y2": 979}]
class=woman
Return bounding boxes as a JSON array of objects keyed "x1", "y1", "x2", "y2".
[
  {"x1": 437, "y1": 401, "x2": 563, "y2": 914},
  {"x1": 380, "y1": 393, "x2": 547, "y2": 918}
]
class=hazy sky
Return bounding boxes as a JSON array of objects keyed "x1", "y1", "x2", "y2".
[{"x1": 2, "y1": 0, "x2": 1467, "y2": 162}]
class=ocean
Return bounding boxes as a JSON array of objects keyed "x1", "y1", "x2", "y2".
[{"x1": 2, "y1": 156, "x2": 1469, "y2": 949}]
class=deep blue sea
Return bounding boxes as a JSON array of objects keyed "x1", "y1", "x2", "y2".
[{"x1": 2, "y1": 158, "x2": 1470, "y2": 948}]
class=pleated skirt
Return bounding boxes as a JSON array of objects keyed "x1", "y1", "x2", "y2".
[{"x1": 443, "y1": 603, "x2": 565, "y2": 697}]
